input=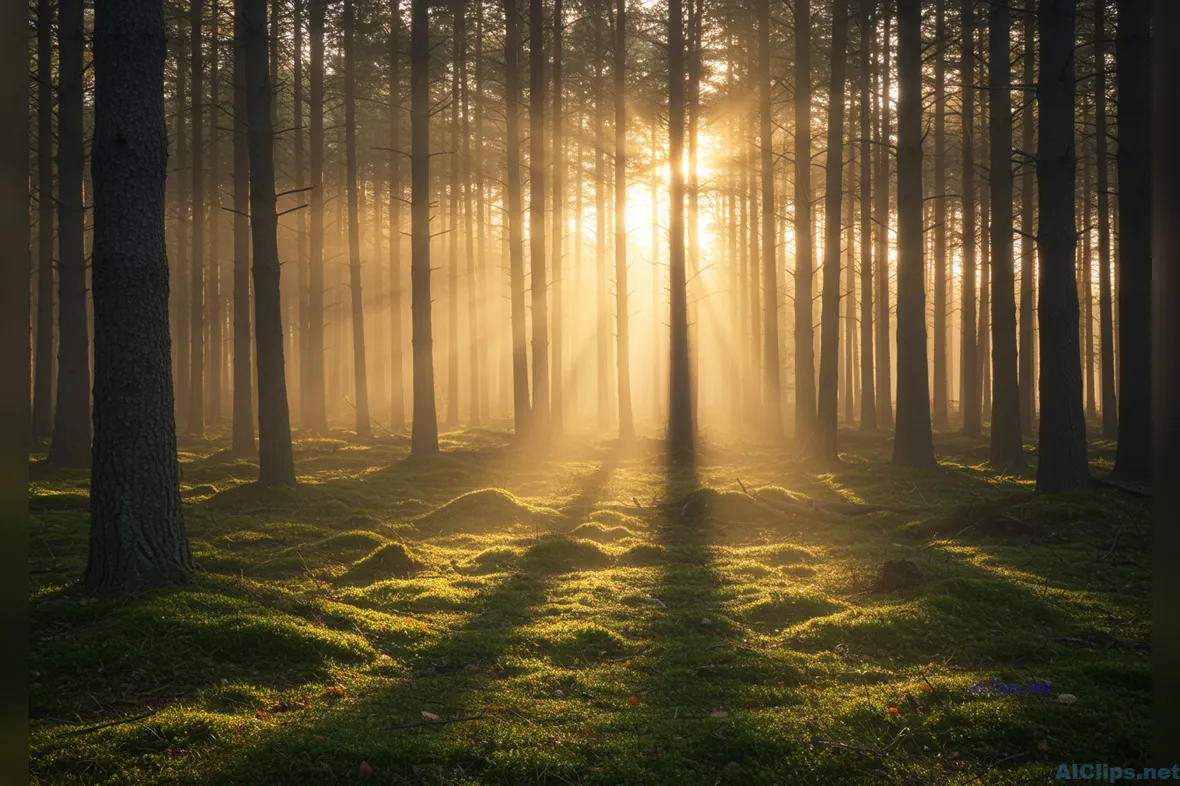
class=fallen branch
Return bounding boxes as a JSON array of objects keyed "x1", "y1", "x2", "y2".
[
  {"x1": 389, "y1": 711, "x2": 484, "y2": 731},
  {"x1": 56, "y1": 710, "x2": 157, "y2": 737}
]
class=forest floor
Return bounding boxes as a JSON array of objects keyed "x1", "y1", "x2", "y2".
[{"x1": 29, "y1": 425, "x2": 1151, "y2": 785}]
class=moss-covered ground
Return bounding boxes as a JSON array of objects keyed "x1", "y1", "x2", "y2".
[{"x1": 29, "y1": 426, "x2": 1151, "y2": 784}]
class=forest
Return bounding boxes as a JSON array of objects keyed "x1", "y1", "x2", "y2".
[{"x1": 11, "y1": 0, "x2": 1180, "y2": 781}]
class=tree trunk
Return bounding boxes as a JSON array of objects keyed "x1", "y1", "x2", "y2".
[
  {"x1": 1082, "y1": 93, "x2": 1096, "y2": 422},
  {"x1": 816, "y1": 0, "x2": 849, "y2": 461},
  {"x1": 667, "y1": 0, "x2": 692, "y2": 455},
  {"x1": 858, "y1": 0, "x2": 876, "y2": 432},
  {"x1": 550, "y1": 0, "x2": 563, "y2": 432},
  {"x1": 504, "y1": 0, "x2": 531, "y2": 433},
  {"x1": 461, "y1": 0, "x2": 479, "y2": 426},
  {"x1": 302, "y1": 0, "x2": 327, "y2": 434},
  {"x1": 759, "y1": 0, "x2": 781, "y2": 435},
  {"x1": 892, "y1": 0, "x2": 935, "y2": 467},
  {"x1": 1019, "y1": 1, "x2": 1036, "y2": 434},
  {"x1": 1095, "y1": 0, "x2": 1116, "y2": 438},
  {"x1": 410, "y1": 0, "x2": 440, "y2": 454},
  {"x1": 447, "y1": 0, "x2": 463, "y2": 428},
  {"x1": 232, "y1": 0, "x2": 256, "y2": 451},
  {"x1": 960, "y1": 0, "x2": 979, "y2": 436},
  {"x1": 87, "y1": 0, "x2": 192, "y2": 593},
  {"x1": 874, "y1": 5, "x2": 893, "y2": 430},
  {"x1": 932, "y1": 0, "x2": 948, "y2": 430},
  {"x1": 49, "y1": 0, "x2": 91, "y2": 467},
  {"x1": 594, "y1": 5, "x2": 608, "y2": 431},
  {"x1": 988, "y1": 0, "x2": 1025, "y2": 469},
  {"x1": 208, "y1": 0, "x2": 224, "y2": 426},
  {"x1": 292, "y1": 0, "x2": 307, "y2": 430},
  {"x1": 1034, "y1": 0, "x2": 1088, "y2": 492},
  {"x1": 243, "y1": 0, "x2": 296, "y2": 484},
  {"x1": 612, "y1": 0, "x2": 634, "y2": 441},
  {"x1": 1112, "y1": 0, "x2": 1151, "y2": 480},
  {"x1": 978, "y1": 42, "x2": 992, "y2": 423},
  {"x1": 32, "y1": 0, "x2": 55, "y2": 440},
  {"x1": 529, "y1": 0, "x2": 549, "y2": 433},
  {"x1": 175, "y1": 35, "x2": 191, "y2": 430},
  {"x1": 187, "y1": 0, "x2": 206, "y2": 435},
  {"x1": 794, "y1": 0, "x2": 816, "y2": 443},
  {"x1": 475, "y1": 6, "x2": 489, "y2": 424}
]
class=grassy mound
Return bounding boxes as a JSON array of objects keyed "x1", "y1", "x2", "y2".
[
  {"x1": 616, "y1": 543, "x2": 667, "y2": 566},
  {"x1": 741, "y1": 592, "x2": 844, "y2": 631},
  {"x1": 414, "y1": 488, "x2": 561, "y2": 533},
  {"x1": 671, "y1": 487, "x2": 783, "y2": 524},
  {"x1": 522, "y1": 536, "x2": 613, "y2": 574},
  {"x1": 341, "y1": 542, "x2": 425, "y2": 582},
  {"x1": 570, "y1": 521, "x2": 636, "y2": 542}
]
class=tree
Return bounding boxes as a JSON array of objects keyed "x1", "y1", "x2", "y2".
[
  {"x1": 614, "y1": 0, "x2": 634, "y2": 441},
  {"x1": 232, "y1": 0, "x2": 256, "y2": 452},
  {"x1": 1112, "y1": 0, "x2": 1151, "y2": 481},
  {"x1": 188, "y1": 0, "x2": 206, "y2": 435},
  {"x1": 932, "y1": 0, "x2": 948, "y2": 431},
  {"x1": 1035, "y1": 0, "x2": 1089, "y2": 493},
  {"x1": 667, "y1": 0, "x2": 693, "y2": 455},
  {"x1": 857, "y1": 0, "x2": 876, "y2": 433},
  {"x1": 86, "y1": 0, "x2": 192, "y2": 593},
  {"x1": 462, "y1": 0, "x2": 479, "y2": 426},
  {"x1": 874, "y1": 4, "x2": 893, "y2": 430},
  {"x1": 32, "y1": 0, "x2": 55, "y2": 441},
  {"x1": 891, "y1": 0, "x2": 935, "y2": 467},
  {"x1": 1019, "y1": 1, "x2": 1037, "y2": 434},
  {"x1": 759, "y1": 0, "x2": 781, "y2": 435},
  {"x1": 49, "y1": 0, "x2": 91, "y2": 467},
  {"x1": 410, "y1": 0, "x2": 440, "y2": 455},
  {"x1": 816, "y1": 0, "x2": 849, "y2": 461},
  {"x1": 793, "y1": 0, "x2": 816, "y2": 443},
  {"x1": 242, "y1": 0, "x2": 297, "y2": 485},
  {"x1": 550, "y1": 0, "x2": 564, "y2": 432},
  {"x1": 208, "y1": 0, "x2": 224, "y2": 426},
  {"x1": 988, "y1": 0, "x2": 1025, "y2": 470},
  {"x1": 1095, "y1": 0, "x2": 1116, "y2": 439},
  {"x1": 504, "y1": 0, "x2": 531, "y2": 434},
  {"x1": 387, "y1": 0, "x2": 406, "y2": 432},
  {"x1": 960, "y1": 0, "x2": 980, "y2": 436},
  {"x1": 529, "y1": 0, "x2": 550, "y2": 432}
]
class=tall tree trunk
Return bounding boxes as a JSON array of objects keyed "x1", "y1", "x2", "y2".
[
  {"x1": 759, "y1": 0, "x2": 781, "y2": 435},
  {"x1": 410, "y1": 0, "x2": 440, "y2": 454},
  {"x1": 292, "y1": 0, "x2": 307, "y2": 430},
  {"x1": 447, "y1": 0, "x2": 463, "y2": 428},
  {"x1": 475, "y1": 5, "x2": 489, "y2": 424},
  {"x1": 594, "y1": 5, "x2": 608, "y2": 431},
  {"x1": 87, "y1": 0, "x2": 193, "y2": 593},
  {"x1": 304, "y1": 0, "x2": 327, "y2": 433},
  {"x1": 243, "y1": 0, "x2": 297, "y2": 484},
  {"x1": 874, "y1": 5, "x2": 893, "y2": 430},
  {"x1": 613, "y1": 0, "x2": 634, "y2": 441},
  {"x1": 208, "y1": 0, "x2": 223, "y2": 426},
  {"x1": 816, "y1": 0, "x2": 848, "y2": 461},
  {"x1": 932, "y1": 0, "x2": 948, "y2": 430},
  {"x1": 652, "y1": 113, "x2": 661, "y2": 424},
  {"x1": 666, "y1": 0, "x2": 692, "y2": 455},
  {"x1": 843, "y1": 123, "x2": 856, "y2": 426},
  {"x1": 461, "y1": 0, "x2": 479, "y2": 426},
  {"x1": 504, "y1": 0, "x2": 531, "y2": 433},
  {"x1": 529, "y1": 0, "x2": 549, "y2": 432},
  {"x1": 960, "y1": 0, "x2": 980, "y2": 436},
  {"x1": 978, "y1": 42, "x2": 992, "y2": 423},
  {"x1": 232, "y1": 0, "x2": 256, "y2": 451},
  {"x1": 794, "y1": 0, "x2": 816, "y2": 443},
  {"x1": 550, "y1": 0, "x2": 563, "y2": 432},
  {"x1": 188, "y1": 0, "x2": 206, "y2": 435},
  {"x1": 1035, "y1": 0, "x2": 1088, "y2": 492},
  {"x1": 1095, "y1": 0, "x2": 1116, "y2": 438},
  {"x1": 175, "y1": 36, "x2": 191, "y2": 430},
  {"x1": 858, "y1": 0, "x2": 876, "y2": 432},
  {"x1": 49, "y1": 0, "x2": 91, "y2": 467},
  {"x1": 386, "y1": 0, "x2": 404, "y2": 432},
  {"x1": 32, "y1": 0, "x2": 55, "y2": 440},
  {"x1": 1112, "y1": 0, "x2": 1151, "y2": 480},
  {"x1": 1082, "y1": 94, "x2": 1096, "y2": 422},
  {"x1": 989, "y1": 0, "x2": 1025, "y2": 469},
  {"x1": 1019, "y1": 1, "x2": 1037, "y2": 434},
  {"x1": 686, "y1": 0, "x2": 702, "y2": 423},
  {"x1": 892, "y1": 0, "x2": 935, "y2": 467},
  {"x1": 343, "y1": 0, "x2": 372, "y2": 439}
]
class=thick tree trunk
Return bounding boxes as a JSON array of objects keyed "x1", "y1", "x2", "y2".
[
  {"x1": 816, "y1": 0, "x2": 849, "y2": 461},
  {"x1": 343, "y1": 0, "x2": 372, "y2": 439},
  {"x1": 529, "y1": 0, "x2": 549, "y2": 432},
  {"x1": 1095, "y1": 0, "x2": 1116, "y2": 438},
  {"x1": 794, "y1": 0, "x2": 816, "y2": 443},
  {"x1": 613, "y1": 0, "x2": 634, "y2": 441},
  {"x1": 49, "y1": 0, "x2": 91, "y2": 467},
  {"x1": 243, "y1": 0, "x2": 296, "y2": 484},
  {"x1": 667, "y1": 0, "x2": 692, "y2": 455},
  {"x1": 858, "y1": 0, "x2": 876, "y2": 432},
  {"x1": 1035, "y1": 0, "x2": 1089, "y2": 493},
  {"x1": 892, "y1": 0, "x2": 935, "y2": 467},
  {"x1": 550, "y1": 0, "x2": 563, "y2": 432},
  {"x1": 32, "y1": 0, "x2": 55, "y2": 440},
  {"x1": 960, "y1": 0, "x2": 980, "y2": 436},
  {"x1": 188, "y1": 0, "x2": 206, "y2": 435},
  {"x1": 759, "y1": 0, "x2": 781, "y2": 435},
  {"x1": 232, "y1": 1, "x2": 256, "y2": 451},
  {"x1": 874, "y1": 6, "x2": 893, "y2": 430},
  {"x1": 932, "y1": 0, "x2": 948, "y2": 431},
  {"x1": 504, "y1": 0, "x2": 531, "y2": 433},
  {"x1": 1112, "y1": 0, "x2": 1151, "y2": 480},
  {"x1": 87, "y1": 0, "x2": 192, "y2": 593},
  {"x1": 410, "y1": 0, "x2": 440, "y2": 454},
  {"x1": 988, "y1": 0, "x2": 1025, "y2": 469},
  {"x1": 1019, "y1": 1, "x2": 1037, "y2": 434}
]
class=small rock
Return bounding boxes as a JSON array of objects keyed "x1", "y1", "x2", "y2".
[
  {"x1": 554, "y1": 689, "x2": 564, "y2": 698},
  {"x1": 1057, "y1": 694, "x2": 1077, "y2": 705}
]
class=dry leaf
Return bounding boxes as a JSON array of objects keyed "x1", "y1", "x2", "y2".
[{"x1": 421, "y1": 711, "x2": 440, "y2": 720}]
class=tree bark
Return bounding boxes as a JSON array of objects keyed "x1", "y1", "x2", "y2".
[
  {"x1": 410, "y1": 0, "x2": 440, "y2": 454},
  {"x1": 892, "y1": 0, "x2": 935, "y2": 467},
  {"x1": 87, "y1": 0, "x2": 192, "y2": 593},
  {"x1": 858, "y1": 0, "x2": 876, "y2": 432},
  {"x1": 932, "y1": 0, "x2": 948, "y2": 430},
  {"x1": 960, "y1": 0, "x2": 979, "y2": 437},
  {"x1": 529, "y1": 0, "x2": 549, "y2": 432},
  {"x1": 794, "y1": 0, "x2": 816, "y2": 443},
  {"x1": 613, "y1": 0, "x2": 634, "y2": 440},
  {"x1": 1019, "y1": 1, "x2": 1037, "y2": 434},
  {"x1": 1095, "y1": 0, "x2": 1116, "y2": 438},
  {"x1": 594, "y1": 4, "x2": 608, "y2": 431},
  {"x1": 1112, "y1": 0, "x2": 1151, "y2": 480},
  {"x1": 32, "y1": 0, "x2": 55, "y2": 440},
  {"x1": 667, "y1": 0, "x2": 693, "y2": 455},
  {"x1": 343, "y1": 0, "x2": 372, "y2": 439},
  {"x1": 550, "y1": 0, "x2": 563, "y2": 432},
  {"x1": 446, "y1": 0, "x2": 463, "y2": 428},
  {"x1": 232, "y1": 0, "x2": 256, "y2": 451},
  {"x1": 759, "y1": 0, "x2": 781, "y2": 435},
  {"x1": 874, "y1": 5, "x2": 893, "y2": 430},
  {"x1": 461, "y1": 0, "x2": 479, "y2": 426},
  {"x1": 243, "y1": 0, "x2": 296, "y2": 484},
  {"x1": 208, "y1": 0, "x2": 224, "y2": 426},
  {"x1": 303, "y1": 0, "x2": 327, "y2": 434},
  {"x1": 989, "y1": 0, "x2": 1025, "y2": 469},
  {"x1": 292, "y1": 0, "x2": 307, "y2": 431},
  {"x1": 187, "y1": 0, "x2": 206, "y2": 435},
  {"x1": 504, "y1": 0, "x2": 531, "y2": 433},
  {"x1": 1035, "y1": 0, "x2": 1089, "y2": 493}
]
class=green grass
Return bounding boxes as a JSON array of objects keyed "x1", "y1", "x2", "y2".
[{"x1": 29, "y1": 426, "x2": 1151, "y2": 784}]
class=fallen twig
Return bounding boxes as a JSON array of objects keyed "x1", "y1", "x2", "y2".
[
  {"x1": 389, "y1": 711, "x2": 484, "y2": 731},
  {"x1": 56, "y1": 710, "x2": 157, "y2": 737}
]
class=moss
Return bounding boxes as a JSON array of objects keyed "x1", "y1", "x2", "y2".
[
  {"x1": 343, "y1": 542, "x2": 425, "y2": 582},
  {"x1": 522, "y1": 536, "x2": 613, "y2": 574}
]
